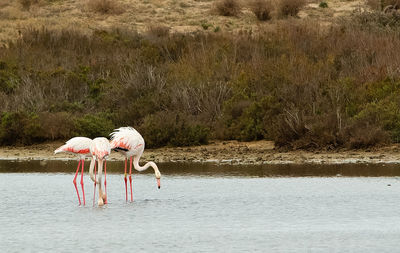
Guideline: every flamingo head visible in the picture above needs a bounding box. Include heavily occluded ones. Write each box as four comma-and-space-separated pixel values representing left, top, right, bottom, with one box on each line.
155, 170, 161, 189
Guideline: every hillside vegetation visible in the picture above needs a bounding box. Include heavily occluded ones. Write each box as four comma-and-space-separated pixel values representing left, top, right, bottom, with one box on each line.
1, 0, 400, 149
0, 0, 365, 45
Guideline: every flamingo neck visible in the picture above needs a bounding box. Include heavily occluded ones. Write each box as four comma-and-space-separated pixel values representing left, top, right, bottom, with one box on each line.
133, 154, 159, 174
97, 158, 104, 190
89, 157, 97, 183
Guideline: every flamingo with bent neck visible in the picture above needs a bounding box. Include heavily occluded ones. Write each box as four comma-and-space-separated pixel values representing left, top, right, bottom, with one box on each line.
54, 137, 93, 206
89, 137, 111, 206
110, 127, 161, 202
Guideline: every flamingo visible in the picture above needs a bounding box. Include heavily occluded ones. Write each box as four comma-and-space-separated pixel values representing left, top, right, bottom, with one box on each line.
89, 137, 111, 206
54, 137, 93, 206
110, 127, 161, 202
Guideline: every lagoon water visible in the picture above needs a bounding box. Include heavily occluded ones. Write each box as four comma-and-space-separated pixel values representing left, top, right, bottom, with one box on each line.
1, 161, 400, 252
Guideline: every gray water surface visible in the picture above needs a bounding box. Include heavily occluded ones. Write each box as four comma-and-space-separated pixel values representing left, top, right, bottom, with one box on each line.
1, 161, 400, 252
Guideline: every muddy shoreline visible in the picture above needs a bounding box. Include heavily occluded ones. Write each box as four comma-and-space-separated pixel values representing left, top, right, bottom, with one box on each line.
0, 140, 399, 165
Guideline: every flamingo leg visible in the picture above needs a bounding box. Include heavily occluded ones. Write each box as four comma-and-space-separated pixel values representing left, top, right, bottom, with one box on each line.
104, 160, 107, 204
93, 161, 97, 207
124, 158, 127, 202
129, 156, 133, 202
97, 159, 104, 206
73, 160, 82, 206
80, 159, 85, 206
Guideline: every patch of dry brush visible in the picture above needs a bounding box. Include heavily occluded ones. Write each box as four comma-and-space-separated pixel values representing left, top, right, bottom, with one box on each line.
87, 0, 124, 15
279, 0, 306, 17
214, 0, 241, 16
249, 0, 273, 21
18, 0, 39, 10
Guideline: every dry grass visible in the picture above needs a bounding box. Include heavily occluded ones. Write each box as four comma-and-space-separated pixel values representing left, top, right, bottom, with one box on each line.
366, 0, 381, 10
249, 0, 273, 21
18, 0, 39, 10
0, 0, 371, 46
279, 0, 306, 17
366, 0, 400, 11
146, 24, 170, 38
87, 0, 124, 15
214, 0, 241, 16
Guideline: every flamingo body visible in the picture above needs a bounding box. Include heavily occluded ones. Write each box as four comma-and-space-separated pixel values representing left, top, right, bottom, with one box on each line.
110, 127, 144, 157
110, 127, 161, 202
90, 137, 111, 159
55, 137, 93, 158
54, 137, 94, 206
90, 137, 111, 206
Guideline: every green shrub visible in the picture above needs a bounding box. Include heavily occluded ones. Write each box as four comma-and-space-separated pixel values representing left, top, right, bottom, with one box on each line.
201, 22, 212, 30
0, 112, 25, 145
22, 114, 44, 144
0, 112, 45, 145
140, 112, 209, 148
0, 61, 19, 94
354, 99, 400, 142
74, 113, 115, 138
319, 1, 328, 8
220, 99, 267, 141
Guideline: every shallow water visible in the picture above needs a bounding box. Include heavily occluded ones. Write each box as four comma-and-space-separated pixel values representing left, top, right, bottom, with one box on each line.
1, 161, 400, 252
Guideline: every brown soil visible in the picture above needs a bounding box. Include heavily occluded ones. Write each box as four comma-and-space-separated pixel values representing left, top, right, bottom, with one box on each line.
0, 140, 399, 164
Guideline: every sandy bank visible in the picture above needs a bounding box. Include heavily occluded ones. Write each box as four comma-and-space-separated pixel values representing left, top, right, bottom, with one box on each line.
0, 140, 399, 165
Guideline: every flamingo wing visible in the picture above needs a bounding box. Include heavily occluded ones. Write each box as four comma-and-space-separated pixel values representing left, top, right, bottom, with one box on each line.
54, 137, 92, 155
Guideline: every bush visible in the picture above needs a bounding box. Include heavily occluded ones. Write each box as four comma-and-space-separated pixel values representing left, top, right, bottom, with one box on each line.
18, 0, 38, 10
74, 113, 115, 138
214, 0, 241, 16
340, 123, 389, 149
146, 25, 170, 39
0, 62, 19, 94
249, 0, 273, 21
319, 1, 328, 8
87, 0, 124, 14
219, 99, 268, 141
3, 19, 400, 150
0, 112, 44, 145
39, 112, 75, 140
22, 114, 44, 144
201, 22, 212, 30
0, 112, 26, 145
367, 0, 400, 11
274, 110, 310, 149
139, 112, 209, 148
279, 0, 306, 17
350, 11, 400, 29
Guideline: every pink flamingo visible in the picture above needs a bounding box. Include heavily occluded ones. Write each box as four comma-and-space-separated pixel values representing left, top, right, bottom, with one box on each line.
110, 127, 161, 202
54, 137, 93, 206
89, 137, 111, 206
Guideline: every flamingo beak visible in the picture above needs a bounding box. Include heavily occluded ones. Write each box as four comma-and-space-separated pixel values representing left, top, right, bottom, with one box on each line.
157, 178, 161, 189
